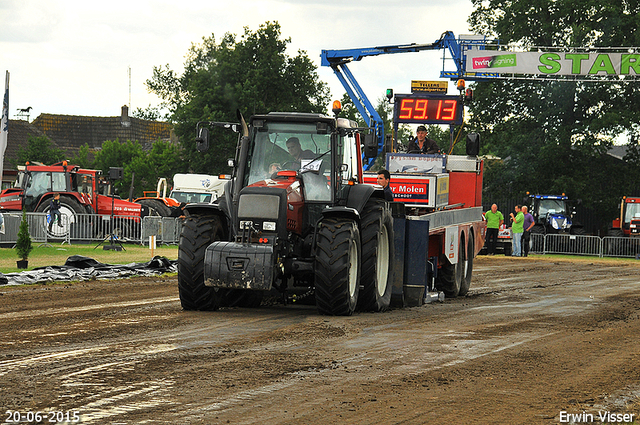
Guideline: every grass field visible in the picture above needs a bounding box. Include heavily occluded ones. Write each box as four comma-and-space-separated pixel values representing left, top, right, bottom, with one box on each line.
3, 242, 639, 275
0, 242, 179, 273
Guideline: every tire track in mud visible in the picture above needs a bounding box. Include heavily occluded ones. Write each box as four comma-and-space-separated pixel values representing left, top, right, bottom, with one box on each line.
2, 258, 640, 424
0, 305, 325, 423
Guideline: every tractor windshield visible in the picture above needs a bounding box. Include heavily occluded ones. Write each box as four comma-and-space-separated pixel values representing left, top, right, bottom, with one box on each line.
539, 199, 567, 216
624, 202, 640, 224
246, 122, 332, 201
24, 171, 67, 197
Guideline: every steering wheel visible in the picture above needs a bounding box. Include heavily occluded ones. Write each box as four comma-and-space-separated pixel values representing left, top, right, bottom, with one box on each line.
280, 160, 299, 170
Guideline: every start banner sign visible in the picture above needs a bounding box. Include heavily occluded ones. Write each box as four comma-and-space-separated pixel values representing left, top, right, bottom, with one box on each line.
465, 50, 640, 77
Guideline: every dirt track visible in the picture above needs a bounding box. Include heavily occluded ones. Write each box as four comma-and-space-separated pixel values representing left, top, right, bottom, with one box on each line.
1, 256, 640, 424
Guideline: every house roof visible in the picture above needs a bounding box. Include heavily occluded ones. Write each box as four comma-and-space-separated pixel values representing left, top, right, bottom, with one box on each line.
3, 106, 175, 180
3, 119, 49, 172
606, 144, 629, 161
31, 106, 174, 150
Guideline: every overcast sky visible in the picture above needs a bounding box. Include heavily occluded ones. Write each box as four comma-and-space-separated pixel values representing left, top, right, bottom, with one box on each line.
1, 0, 475, 121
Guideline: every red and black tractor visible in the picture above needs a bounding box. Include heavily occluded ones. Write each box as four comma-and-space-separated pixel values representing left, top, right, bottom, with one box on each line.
177, 111, 395, 315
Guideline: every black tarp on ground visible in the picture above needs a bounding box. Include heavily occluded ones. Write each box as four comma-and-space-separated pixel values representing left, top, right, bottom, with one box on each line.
0, 255, 177, 286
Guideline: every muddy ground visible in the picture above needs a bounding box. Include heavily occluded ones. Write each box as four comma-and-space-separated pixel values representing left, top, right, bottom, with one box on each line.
1, 256, 640, 425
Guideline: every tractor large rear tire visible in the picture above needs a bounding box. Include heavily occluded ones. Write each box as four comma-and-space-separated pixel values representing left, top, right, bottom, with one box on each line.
137, 199, 171, 217
178, 214, 226, 311
357, 199, 394, 312
314, 218, 361, 316
36, 196, 85, 239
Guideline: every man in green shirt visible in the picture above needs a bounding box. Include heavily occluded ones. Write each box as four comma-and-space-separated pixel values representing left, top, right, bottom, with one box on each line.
510, 205, 524, 257
484, 204, 504, 255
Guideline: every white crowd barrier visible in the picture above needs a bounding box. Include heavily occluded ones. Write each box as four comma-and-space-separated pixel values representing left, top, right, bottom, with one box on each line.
526, 232, 640, 259
0, 212, 183, 246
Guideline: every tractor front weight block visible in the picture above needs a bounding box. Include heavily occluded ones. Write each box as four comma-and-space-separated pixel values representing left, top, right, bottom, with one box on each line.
204, 241, 275, 291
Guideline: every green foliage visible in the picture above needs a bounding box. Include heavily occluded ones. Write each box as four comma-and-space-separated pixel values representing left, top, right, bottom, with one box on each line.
335, 93, 365, 125
12, 135, 67, 167
132, 105, 167, 121
146, 21, 331, 175
92, 139, 188, 198
467, 0, 640, 223
16, 210, 33, 261
93, 139, 144, 196
69, 143, 93, 169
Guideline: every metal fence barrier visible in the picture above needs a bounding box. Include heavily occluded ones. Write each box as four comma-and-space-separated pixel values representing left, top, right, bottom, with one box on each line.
4, 212, 640, 258
601, 236, 640, 259
0, 212, 184, 246
527, 233, 640, 258
543, 234, 603, 257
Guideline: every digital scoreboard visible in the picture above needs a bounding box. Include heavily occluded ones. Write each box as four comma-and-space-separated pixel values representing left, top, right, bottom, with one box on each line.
394, 94, 463, 125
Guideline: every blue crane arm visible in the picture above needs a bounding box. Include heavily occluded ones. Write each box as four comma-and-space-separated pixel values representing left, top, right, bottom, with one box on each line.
321, 31, 463, 170
320, 31, 460, 68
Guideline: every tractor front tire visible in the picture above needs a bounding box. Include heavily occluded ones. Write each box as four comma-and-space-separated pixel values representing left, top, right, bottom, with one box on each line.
314, 218, 361, 316
178, 214, 226, 311
358, 199, 394, 312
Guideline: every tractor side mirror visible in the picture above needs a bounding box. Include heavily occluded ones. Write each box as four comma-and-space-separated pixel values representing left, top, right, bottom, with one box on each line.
363, 134, 377, 159
196, 127, 210, 153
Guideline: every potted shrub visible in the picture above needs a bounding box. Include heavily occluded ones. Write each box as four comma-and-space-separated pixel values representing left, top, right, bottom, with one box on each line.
16, 209, 33, 269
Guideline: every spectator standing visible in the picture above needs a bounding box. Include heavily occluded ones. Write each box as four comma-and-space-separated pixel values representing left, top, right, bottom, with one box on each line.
484, 204, 504, 255
510, 205, 524, 257
49, 193, 63, 231
521, 205, 535, 257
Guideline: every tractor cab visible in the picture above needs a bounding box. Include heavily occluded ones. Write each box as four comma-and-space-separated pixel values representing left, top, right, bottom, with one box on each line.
207, 112, 364, 240
244, 113, 361, 197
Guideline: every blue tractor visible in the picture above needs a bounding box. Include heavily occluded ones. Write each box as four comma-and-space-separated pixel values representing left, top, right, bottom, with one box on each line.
525, 194, 584, 235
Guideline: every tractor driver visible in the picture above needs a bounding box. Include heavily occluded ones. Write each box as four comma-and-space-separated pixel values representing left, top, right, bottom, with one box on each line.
286, 137, 315, 164
270, 137, 316, 174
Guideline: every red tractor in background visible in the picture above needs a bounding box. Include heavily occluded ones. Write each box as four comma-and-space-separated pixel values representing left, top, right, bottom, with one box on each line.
132, 177, 184, 218
0, 161, 152, 238
609, 196, 640, 237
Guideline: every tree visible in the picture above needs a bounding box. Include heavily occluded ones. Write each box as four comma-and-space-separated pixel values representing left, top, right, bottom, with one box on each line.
146, 21, 331, 174
16, 209, 33, 263
132, 105, 166, 121
467, 0, 640, 223
12, 135, 66, 166
93, 139, 146, 197
69, 143, 93, 169
92, 139, 188, 198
